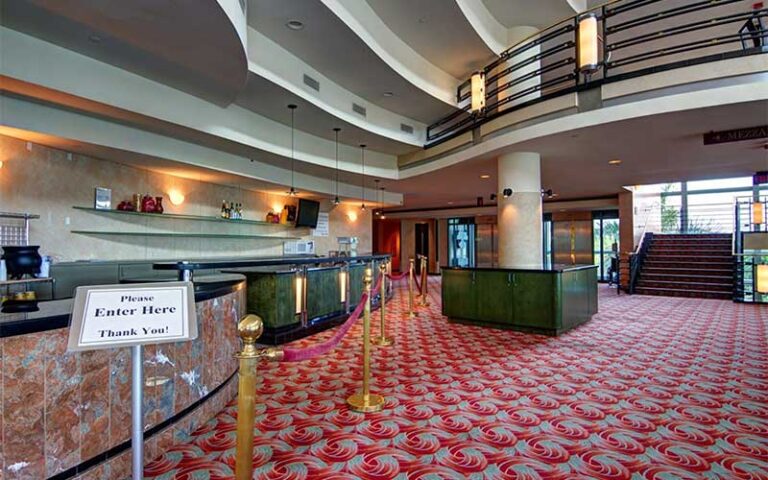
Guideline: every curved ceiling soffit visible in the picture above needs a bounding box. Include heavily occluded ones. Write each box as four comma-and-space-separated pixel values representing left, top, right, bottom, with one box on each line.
399, 80, 768, 179
6, 0, 250, 107
0, 95, 405, 204
319, 0, 461, 107
1, 28, 399, 180
454, 0, 508, 55
245, 27, 426, 146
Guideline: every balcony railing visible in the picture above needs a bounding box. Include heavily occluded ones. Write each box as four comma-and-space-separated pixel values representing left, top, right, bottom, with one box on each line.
427, 0, 768, 145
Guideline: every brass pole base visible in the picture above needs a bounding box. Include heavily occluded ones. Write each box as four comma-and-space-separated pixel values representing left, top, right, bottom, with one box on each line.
406, 312, 417, 319
373, 336, 394, 347
347, 392, 385, 412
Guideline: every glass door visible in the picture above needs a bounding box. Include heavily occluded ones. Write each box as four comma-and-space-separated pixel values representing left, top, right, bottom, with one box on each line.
592, 211, 620, 282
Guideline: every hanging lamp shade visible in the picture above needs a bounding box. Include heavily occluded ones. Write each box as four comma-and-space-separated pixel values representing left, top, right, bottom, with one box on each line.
287, 104, 298, 196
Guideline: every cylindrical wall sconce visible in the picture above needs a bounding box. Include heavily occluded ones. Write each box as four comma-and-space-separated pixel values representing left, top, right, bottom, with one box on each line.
294, 271, 304, 315
757, 264, 768, 294
753, 201, 764, 225
578, 13, 599, 73
339, 269, 347, 303
470, 71, 486, 112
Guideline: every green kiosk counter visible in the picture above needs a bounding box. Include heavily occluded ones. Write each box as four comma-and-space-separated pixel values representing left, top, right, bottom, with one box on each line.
441, 264, 598, 336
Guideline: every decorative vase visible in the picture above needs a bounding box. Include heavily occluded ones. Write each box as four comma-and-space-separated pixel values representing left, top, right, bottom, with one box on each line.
154, 196, 164, 213
141, 195, 156, 213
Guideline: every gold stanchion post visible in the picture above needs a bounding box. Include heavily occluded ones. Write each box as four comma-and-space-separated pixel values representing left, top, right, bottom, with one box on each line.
234, 314, 262, 480
347, 268, 385, 412
407, 258, 416, 319
419, 256, 430, 307
373, 263, 394, 346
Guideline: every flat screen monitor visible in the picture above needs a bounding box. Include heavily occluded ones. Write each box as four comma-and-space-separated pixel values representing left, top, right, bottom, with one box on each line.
295, 199, 320, 228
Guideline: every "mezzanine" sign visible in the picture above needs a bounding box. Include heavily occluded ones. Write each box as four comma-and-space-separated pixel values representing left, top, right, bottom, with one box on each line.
703, 125, 768, 145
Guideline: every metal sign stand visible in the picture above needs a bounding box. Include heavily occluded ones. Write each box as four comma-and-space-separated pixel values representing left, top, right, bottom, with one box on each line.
131, 344, 144, 480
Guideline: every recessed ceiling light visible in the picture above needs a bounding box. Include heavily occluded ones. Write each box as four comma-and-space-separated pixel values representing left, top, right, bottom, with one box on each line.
383, 91, 394, 97
447, 201, 454, 205
608, 159, 622, 165
286, 20, 304, 30
480, 174, 491, 179
88, 34, 102, 43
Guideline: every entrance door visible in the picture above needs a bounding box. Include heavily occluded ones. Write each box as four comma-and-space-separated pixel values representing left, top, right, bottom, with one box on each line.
592, 211, 620, 282
415, 223, 429, 275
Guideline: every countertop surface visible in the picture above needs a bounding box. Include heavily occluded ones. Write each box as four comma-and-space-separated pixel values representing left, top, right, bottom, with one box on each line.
0, 274, 246, 338
154, 254, 391, 271
441, 264, 598, 273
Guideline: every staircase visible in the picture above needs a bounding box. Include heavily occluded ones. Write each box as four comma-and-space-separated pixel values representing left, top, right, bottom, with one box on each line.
635, 234, 734, 300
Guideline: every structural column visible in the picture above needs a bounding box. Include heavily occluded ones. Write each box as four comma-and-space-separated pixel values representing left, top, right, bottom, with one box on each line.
497, 152, 542, 269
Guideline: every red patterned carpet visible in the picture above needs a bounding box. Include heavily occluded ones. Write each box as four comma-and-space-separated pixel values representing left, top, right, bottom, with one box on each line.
144, 278, 768, 479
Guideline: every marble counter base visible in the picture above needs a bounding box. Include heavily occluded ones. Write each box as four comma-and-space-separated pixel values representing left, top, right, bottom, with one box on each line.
0, 286, 244, 479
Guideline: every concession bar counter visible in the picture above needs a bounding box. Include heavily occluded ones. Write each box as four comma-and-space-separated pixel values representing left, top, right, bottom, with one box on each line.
441, 264, 598, 336
0, 254, 389, 479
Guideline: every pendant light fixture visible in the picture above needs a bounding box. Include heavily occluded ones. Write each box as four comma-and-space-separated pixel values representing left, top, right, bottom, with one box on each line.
374, 179, 380, 216
287, 104, 298, 196
380, 185, 386, 219
360, 144, 367, 211
333, 128, 341, 205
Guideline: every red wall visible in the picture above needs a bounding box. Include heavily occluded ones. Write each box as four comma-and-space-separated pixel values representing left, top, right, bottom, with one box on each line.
373, 218, 402, 271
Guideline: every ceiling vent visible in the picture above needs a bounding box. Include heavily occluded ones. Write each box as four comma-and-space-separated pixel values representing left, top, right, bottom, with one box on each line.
400, 123, 414, 134
352, 103, 367, 117
303, 74, 320, 92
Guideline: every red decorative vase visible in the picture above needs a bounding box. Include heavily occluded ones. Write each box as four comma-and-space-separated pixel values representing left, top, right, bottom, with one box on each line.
141, 195, 156, 213
154, 196, 164, 213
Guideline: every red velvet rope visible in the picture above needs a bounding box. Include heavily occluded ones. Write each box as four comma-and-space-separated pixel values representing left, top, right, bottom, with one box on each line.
282, 292, 368, 362
413, 268, 422, 292
387, 271, 409, 281
280, 272, 385, 363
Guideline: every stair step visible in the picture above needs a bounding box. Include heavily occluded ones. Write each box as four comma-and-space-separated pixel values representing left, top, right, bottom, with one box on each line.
637, 279, 732, 292
641, 273, 733, 283
635, 286, 732, 300
648, 249, 731, 255
642, 266, 733, 273
652, 234, 731, 239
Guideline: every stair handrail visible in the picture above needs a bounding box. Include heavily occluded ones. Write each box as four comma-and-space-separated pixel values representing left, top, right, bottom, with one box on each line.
628, 202, 658, 294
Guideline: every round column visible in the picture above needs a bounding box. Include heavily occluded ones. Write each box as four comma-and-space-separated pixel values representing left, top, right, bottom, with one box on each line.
497, 152, 542, 269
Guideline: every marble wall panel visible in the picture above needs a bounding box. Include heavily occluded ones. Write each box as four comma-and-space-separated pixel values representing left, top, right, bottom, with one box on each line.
1, 290, 241, 479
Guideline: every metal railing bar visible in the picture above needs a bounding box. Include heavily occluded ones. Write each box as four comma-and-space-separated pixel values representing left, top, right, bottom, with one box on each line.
606, 31, 766, 68
607, 0, 745, 34
486, 74, 576, 111
486, 41, 576, 85
485, 58, 575, 98
607, 10, 768, 52
604, 0, 664, 18
491, 23, 576, 69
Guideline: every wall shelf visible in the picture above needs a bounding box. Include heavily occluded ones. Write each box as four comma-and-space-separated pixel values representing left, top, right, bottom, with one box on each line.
72, 206, 290, 228
71, 230, 301, 240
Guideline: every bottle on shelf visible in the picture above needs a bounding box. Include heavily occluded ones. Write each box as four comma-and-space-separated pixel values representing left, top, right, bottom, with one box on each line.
221, 200, 228, 219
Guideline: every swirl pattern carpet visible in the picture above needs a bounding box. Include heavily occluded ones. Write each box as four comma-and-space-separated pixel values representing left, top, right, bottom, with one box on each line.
144, 277, 768, 479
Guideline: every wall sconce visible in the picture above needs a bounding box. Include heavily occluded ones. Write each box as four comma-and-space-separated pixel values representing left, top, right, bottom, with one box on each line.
347, 211, 358, 222
470, 71, 486, 113
168, 190, 185, 206
339, 269, 347, 303
757, 264, 768, 294
753, 201, 764, 225
578, 13, 600, 73
0, 160, 4, 169
502, 188, 514, 198
294, 271, 305, 315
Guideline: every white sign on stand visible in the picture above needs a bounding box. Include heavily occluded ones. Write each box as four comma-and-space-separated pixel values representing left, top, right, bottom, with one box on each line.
67, 282, 197, 480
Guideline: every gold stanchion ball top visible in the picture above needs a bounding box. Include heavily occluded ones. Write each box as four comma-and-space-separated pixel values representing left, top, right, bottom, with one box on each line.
379, 263, 387, 272
238, 314, 264, 344
364, 268, 373, 285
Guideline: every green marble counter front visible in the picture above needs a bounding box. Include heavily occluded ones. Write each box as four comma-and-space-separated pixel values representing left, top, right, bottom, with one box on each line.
441, 265, 598, 335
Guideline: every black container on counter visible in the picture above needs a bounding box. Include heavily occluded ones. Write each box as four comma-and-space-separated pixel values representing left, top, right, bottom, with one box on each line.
1, 245, 43, 279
